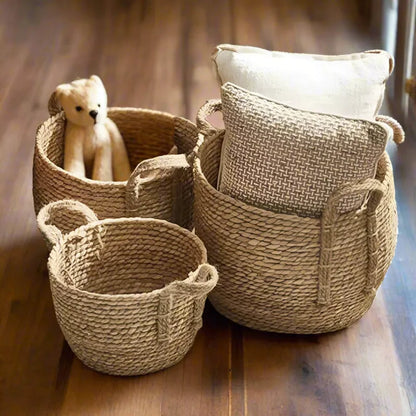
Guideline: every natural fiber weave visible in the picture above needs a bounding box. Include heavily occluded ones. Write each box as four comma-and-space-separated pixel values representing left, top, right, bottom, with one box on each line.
193, 130, 398, 334
33, 105, 198, 228
37, 200, 218, 376
219, 83, 391, 218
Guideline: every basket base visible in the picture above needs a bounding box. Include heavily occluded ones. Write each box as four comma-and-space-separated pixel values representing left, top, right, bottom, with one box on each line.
209, 296, 376, 335
68, 338, 196, 377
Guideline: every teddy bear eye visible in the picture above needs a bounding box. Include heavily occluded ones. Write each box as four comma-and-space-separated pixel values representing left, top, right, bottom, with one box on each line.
75, 106, 83, 112
98, 104, 101, 107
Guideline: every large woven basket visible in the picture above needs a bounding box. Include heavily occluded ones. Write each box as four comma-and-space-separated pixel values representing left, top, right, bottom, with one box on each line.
37, 200, 218, 376
193, 106, 398, 334
33, 100, 198, 228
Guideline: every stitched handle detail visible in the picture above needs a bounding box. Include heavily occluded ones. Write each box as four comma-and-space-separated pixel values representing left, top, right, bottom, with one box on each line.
37, 200, 99, 247
125, 154, 193, 227
317, 179, 385, 305
156, 264, 218, 345
157, 291, 174, 345
376, 115, 405, 144
196, 99, 222, 134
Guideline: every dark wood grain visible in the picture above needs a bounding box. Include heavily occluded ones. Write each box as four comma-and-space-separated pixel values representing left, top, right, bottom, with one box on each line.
0, 1, 415, 415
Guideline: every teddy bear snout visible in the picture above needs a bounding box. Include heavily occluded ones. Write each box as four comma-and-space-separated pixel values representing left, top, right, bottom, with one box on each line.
89, 110, 98, 120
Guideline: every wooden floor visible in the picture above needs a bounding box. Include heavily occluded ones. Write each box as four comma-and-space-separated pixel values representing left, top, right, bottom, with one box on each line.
1, 0, 415, 415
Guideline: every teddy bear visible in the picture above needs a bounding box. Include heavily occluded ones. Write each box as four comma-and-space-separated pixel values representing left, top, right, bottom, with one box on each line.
53, 75, 131, 181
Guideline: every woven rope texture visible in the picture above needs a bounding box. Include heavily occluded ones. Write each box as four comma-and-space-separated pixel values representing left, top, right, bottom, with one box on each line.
193, 130, 397, 334
37, 200, 218, 375
33, 105, 198, 228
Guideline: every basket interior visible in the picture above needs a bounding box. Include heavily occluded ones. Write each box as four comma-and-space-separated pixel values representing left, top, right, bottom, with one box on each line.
39, 109, 197, 172
52, 221, 205, 295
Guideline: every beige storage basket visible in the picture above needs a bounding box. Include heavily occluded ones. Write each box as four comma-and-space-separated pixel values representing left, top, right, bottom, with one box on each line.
33, 98, 199, 228
37, 199, 218, 376
193, 103, 398, 334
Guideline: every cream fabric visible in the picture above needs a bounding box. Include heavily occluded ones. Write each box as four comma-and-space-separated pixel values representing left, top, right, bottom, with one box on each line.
219, 83, 391, 218
213, 44, 393, 120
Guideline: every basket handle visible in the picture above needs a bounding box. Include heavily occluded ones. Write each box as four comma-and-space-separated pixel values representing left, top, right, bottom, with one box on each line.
375, 115, 405, 144
37, 200, 99, 247
48, 91, 63, 116
156, 264, 218, 344
125, 153, 193, 228
196, 99, 222, 134
317, 178, 385, 306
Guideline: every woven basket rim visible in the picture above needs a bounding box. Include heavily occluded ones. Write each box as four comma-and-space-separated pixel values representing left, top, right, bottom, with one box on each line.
48, 216, 208, 300
194, 131, 391, 223
35, 107, 196, 187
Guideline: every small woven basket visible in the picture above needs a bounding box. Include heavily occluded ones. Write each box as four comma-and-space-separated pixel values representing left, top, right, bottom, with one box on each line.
193, 102, 398, 334
37, 200, 218, 376
33, 97, 199, 228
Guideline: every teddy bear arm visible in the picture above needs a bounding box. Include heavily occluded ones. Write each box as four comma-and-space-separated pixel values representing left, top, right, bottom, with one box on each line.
64, 127, 86, 178
106, 118, 131, 181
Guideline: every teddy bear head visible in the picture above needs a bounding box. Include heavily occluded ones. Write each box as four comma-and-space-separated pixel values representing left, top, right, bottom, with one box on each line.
55, 75, 108, 127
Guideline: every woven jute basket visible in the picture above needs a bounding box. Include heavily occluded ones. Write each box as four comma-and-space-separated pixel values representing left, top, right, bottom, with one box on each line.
37, 199, 218, 376
33, 97, 198, 228
193, 102, 399, 334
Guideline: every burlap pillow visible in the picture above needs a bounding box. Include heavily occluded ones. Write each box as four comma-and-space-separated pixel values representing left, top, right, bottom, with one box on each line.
219, 83, 391, 218
212, 44, 393, 120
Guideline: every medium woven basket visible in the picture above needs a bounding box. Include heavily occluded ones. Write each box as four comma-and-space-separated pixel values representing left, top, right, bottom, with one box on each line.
33, 98, 198, 228
193, 104, 398, 334
37, 200, 218, 376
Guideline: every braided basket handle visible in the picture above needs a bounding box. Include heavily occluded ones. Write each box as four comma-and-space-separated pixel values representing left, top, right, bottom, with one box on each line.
48, 91, 63, 117
125, 153, 193, 228
157, 264, 218, 345
318, 179, 385, 305
174, 264, 219, 295
196, 99, 222, 134
375, 115, 405, 144
37, 200, 99, 248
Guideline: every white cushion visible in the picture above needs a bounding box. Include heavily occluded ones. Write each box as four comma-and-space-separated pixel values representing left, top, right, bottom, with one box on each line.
212, 44, 393, 120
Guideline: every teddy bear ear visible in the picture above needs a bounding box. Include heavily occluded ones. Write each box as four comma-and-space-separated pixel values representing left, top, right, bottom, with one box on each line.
90, 75, 104, 86
55, 84, 72, 100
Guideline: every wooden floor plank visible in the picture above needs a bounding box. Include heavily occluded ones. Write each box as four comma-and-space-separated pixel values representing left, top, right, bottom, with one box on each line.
242, 292, 412, 416
160, 304, 230, 416
380, 140, 416, 414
